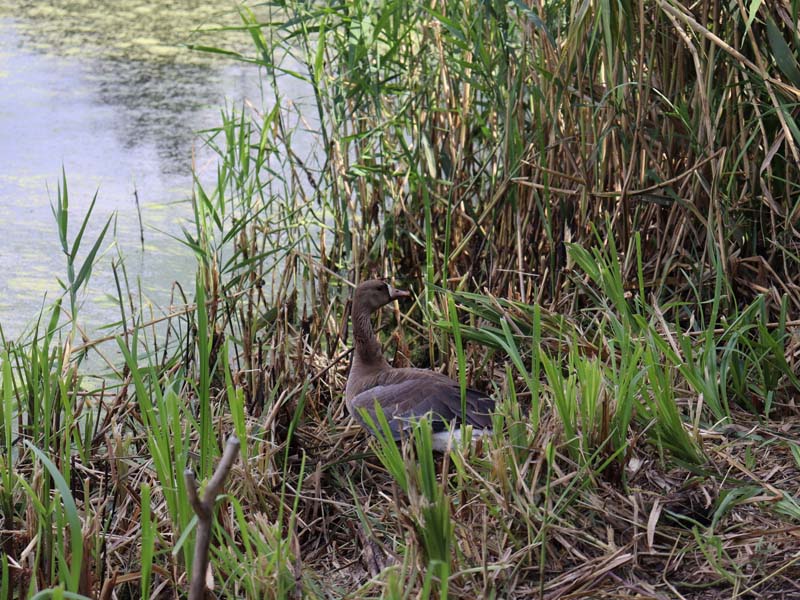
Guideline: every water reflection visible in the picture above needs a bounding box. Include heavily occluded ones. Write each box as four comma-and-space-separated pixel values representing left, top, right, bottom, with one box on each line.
88, 56, 252, 173
0, 1, 276, 339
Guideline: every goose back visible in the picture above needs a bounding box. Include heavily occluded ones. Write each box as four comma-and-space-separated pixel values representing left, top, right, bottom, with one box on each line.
347, 367, 494, 440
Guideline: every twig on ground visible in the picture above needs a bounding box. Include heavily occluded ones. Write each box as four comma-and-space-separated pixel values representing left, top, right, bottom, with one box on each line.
185, 435, 241, 600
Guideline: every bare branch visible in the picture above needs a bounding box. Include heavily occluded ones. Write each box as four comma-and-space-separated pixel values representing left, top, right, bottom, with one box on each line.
184, 435, 241, 600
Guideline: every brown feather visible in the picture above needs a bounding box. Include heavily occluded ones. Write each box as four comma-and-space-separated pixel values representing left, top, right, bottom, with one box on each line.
345, 280, 495, 441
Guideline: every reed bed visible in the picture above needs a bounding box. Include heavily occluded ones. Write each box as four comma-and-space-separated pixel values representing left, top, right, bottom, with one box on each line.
2, 0, 800, 598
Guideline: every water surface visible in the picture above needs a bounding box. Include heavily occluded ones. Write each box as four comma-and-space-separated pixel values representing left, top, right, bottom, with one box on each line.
0, 1, 307, 341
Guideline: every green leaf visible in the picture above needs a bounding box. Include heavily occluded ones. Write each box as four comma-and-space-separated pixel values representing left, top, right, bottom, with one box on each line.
767, 16, 800, 87
140, 484, 155, 599
69, 190, 99, 261
29, 591, 92, 600
26, 442, 84, 593
314, 18, 326, 85
72, 215, 112, 296
745, 0, 763, 32
421, 134, 437, 179
358, 403, 408, 493
1, 352, 12, 463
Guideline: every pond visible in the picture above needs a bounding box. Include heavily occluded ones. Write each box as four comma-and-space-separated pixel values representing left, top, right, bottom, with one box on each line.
0, 0, 313, 342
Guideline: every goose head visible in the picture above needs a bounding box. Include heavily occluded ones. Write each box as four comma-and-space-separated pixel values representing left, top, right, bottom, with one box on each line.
352, 279, 410, 314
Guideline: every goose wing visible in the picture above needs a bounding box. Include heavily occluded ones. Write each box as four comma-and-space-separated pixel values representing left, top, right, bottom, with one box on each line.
348, 371, 494, 440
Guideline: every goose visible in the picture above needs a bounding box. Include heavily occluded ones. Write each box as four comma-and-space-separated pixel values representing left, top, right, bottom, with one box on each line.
345, 279, 494, 451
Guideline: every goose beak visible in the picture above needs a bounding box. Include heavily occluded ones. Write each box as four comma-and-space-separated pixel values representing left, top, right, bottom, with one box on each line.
388, 285, 411, 300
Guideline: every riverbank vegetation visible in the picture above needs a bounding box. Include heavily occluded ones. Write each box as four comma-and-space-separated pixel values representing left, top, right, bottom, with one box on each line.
2, 0, 800, 597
